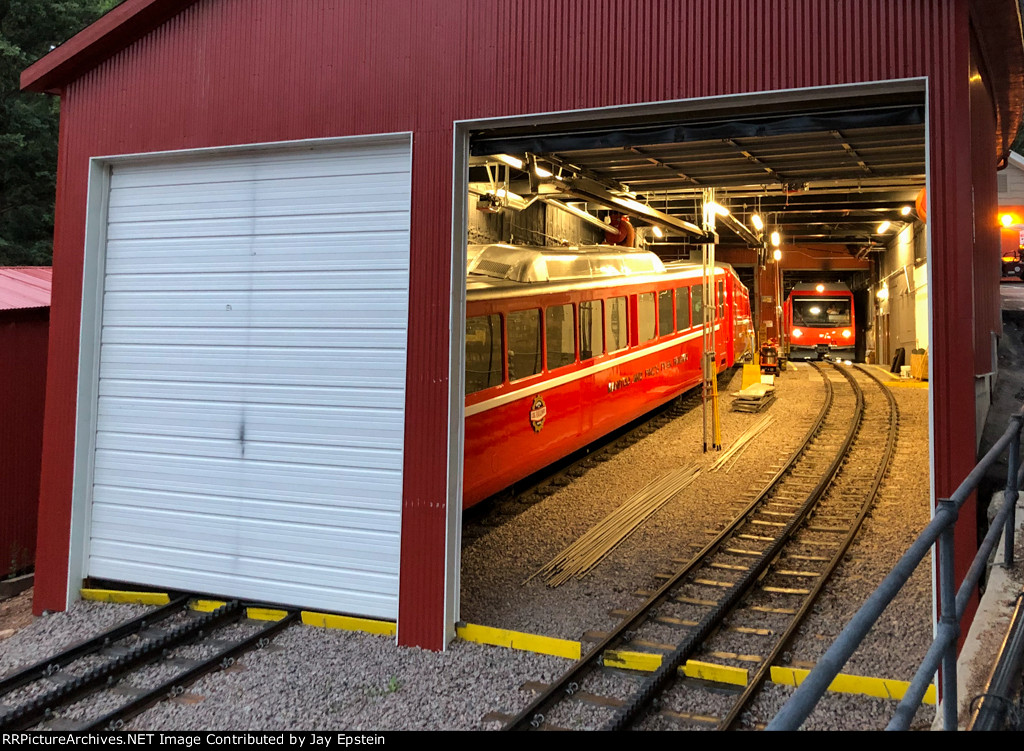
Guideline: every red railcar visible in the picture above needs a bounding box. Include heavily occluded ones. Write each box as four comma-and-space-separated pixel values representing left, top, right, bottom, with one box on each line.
783, 282, 856, 361
462, 244, 752, 508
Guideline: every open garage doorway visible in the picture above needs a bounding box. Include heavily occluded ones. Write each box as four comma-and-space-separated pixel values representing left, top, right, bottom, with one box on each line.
449, 82, 932, 699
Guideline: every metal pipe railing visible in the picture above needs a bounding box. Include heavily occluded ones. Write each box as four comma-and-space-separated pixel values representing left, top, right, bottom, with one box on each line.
767, 407, 1024, 731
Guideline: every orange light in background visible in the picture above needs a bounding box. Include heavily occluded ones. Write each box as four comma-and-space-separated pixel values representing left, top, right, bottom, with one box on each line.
1001, 213, 1015, 228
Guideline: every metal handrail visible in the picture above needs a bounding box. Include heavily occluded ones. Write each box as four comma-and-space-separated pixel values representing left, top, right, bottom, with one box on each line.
767, 406, 1024, 731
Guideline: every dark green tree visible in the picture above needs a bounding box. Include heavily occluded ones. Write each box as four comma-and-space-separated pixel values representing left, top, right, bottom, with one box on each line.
0, 0, 120, 266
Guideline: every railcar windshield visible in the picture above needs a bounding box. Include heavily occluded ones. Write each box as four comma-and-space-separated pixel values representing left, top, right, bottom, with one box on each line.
791, 296, 851, 326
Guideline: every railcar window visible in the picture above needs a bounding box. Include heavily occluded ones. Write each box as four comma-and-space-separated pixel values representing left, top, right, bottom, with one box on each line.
792, 297, 852, 326
579, 300, 603, 360
507, 309, 542, 381
690, 285, 704, 327
638, 293, 656, 344
606, 296, 628, 352
658, 290, 673, 336
676, 287, 690, 330
717, 280, 725, 320
465, 314, 503, 394
546, 304, 576, 371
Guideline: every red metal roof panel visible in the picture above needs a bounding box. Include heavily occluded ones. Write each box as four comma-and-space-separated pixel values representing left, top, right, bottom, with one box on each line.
0, 267, 53, 311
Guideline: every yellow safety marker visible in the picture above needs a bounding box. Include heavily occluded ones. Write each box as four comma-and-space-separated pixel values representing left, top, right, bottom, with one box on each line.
682, 660, 749, 687
603, 650, 664, 672
301, 611, 396, 637
771, 666, 937, 705
247, 607, 289, 622
81, 589, 170, 606
456, 623, 581, 660
190, 599, 228, 612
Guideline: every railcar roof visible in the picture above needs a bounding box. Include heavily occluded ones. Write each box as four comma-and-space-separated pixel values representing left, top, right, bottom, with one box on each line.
467, 246, 735, 301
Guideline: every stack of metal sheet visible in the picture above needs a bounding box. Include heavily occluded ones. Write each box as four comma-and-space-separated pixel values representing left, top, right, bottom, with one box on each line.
731, 383, 777, 413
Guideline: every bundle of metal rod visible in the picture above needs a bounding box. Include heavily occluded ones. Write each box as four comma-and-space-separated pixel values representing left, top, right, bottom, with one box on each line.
709, 414, 776, 473
528, 464, 702, 587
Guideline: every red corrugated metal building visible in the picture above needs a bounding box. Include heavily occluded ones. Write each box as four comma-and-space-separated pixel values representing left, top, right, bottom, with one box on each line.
0, 267, 52, 580
19, 0, 1024, 649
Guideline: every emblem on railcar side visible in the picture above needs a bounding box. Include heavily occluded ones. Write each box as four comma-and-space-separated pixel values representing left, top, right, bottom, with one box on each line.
529, 395, 547, 433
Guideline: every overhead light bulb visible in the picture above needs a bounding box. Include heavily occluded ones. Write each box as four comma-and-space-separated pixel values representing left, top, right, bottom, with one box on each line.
1002, 213, 1014, 227
770, 231, 781, 247
877, 221, 891, 234
493, 154, 524, 170
706, 202, 730, 217
901, 206, 912, 216
773, 248, 782, 261
816, 284, 825, 292
652, 226, 664, 238
751, 214, 764, 231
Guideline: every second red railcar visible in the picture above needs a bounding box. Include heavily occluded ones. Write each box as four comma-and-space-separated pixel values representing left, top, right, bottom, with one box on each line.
783, 282, 856, 362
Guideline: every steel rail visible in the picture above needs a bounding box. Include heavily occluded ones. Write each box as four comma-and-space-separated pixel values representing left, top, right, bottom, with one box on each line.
0, 601, 243, 731
605, 362, 865, 730
88, 610, 300, 731
0, 595, 191, 697
969, 589, 1024, 730
505, 362, 835, 731
717, 364, 898, 729
767, 406, 1024, 732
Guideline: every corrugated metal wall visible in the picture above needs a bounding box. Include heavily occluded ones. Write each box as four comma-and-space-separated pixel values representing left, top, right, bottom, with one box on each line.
34, 0, 990, 649
0, 310, 49, 579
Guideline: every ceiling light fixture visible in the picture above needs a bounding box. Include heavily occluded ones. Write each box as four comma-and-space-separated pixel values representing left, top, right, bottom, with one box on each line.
652, 226, 664, 238
751, 214, 764, 231
901, 206, 912, 216
773, 248, 782, 261
1001, 213, 1014, 227
877, 221, 891, 234
534, 163, 553, 178
706, 202, 730, 217
770, 231, 781, 248
492, 154, 524, 170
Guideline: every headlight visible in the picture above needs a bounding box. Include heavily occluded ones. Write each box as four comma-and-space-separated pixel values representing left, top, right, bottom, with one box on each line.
792, 329, 802, 337
842, 330, 852, 338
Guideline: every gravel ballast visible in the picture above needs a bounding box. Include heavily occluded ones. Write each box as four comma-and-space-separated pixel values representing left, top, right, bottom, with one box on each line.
0, 366, 937, 730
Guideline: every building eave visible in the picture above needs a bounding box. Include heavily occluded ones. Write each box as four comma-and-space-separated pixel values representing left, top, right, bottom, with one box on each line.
20, 0, 199, 94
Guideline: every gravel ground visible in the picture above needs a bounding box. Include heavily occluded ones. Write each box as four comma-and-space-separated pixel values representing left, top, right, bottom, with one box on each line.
461, 365, 825, 644
0, 364, 938, 731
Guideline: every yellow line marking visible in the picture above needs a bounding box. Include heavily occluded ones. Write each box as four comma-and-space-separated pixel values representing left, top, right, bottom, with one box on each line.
81, 589, 170, 606
190, 599, 228, 612
683, 660, 749, 687
770, 666, 937, 705
246, 607, 289, 622
456, 623, 581, 659
301, 611, 396, 637
603, 650, 664, 671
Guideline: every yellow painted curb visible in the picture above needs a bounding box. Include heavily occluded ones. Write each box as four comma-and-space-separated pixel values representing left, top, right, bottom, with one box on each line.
603, 650, 663, 672
247, 607, 289, 622
301, 611, 396, 637
683, 659, 749, 687
190, 599, 228, 612
771, 666, 937, 705
457, 623, 581, 660
81, 589, 170, 606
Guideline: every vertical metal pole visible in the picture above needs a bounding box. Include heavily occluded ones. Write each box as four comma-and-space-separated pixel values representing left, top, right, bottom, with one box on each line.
701, 189, 716, 453
937, 498, 959, 730
1005, 423, 1020, 568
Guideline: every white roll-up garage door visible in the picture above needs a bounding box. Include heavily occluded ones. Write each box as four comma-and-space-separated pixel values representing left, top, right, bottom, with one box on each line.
83, 136, 410, 619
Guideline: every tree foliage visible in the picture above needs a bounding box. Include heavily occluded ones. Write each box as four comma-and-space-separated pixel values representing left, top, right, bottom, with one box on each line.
0, 0, 119, 266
